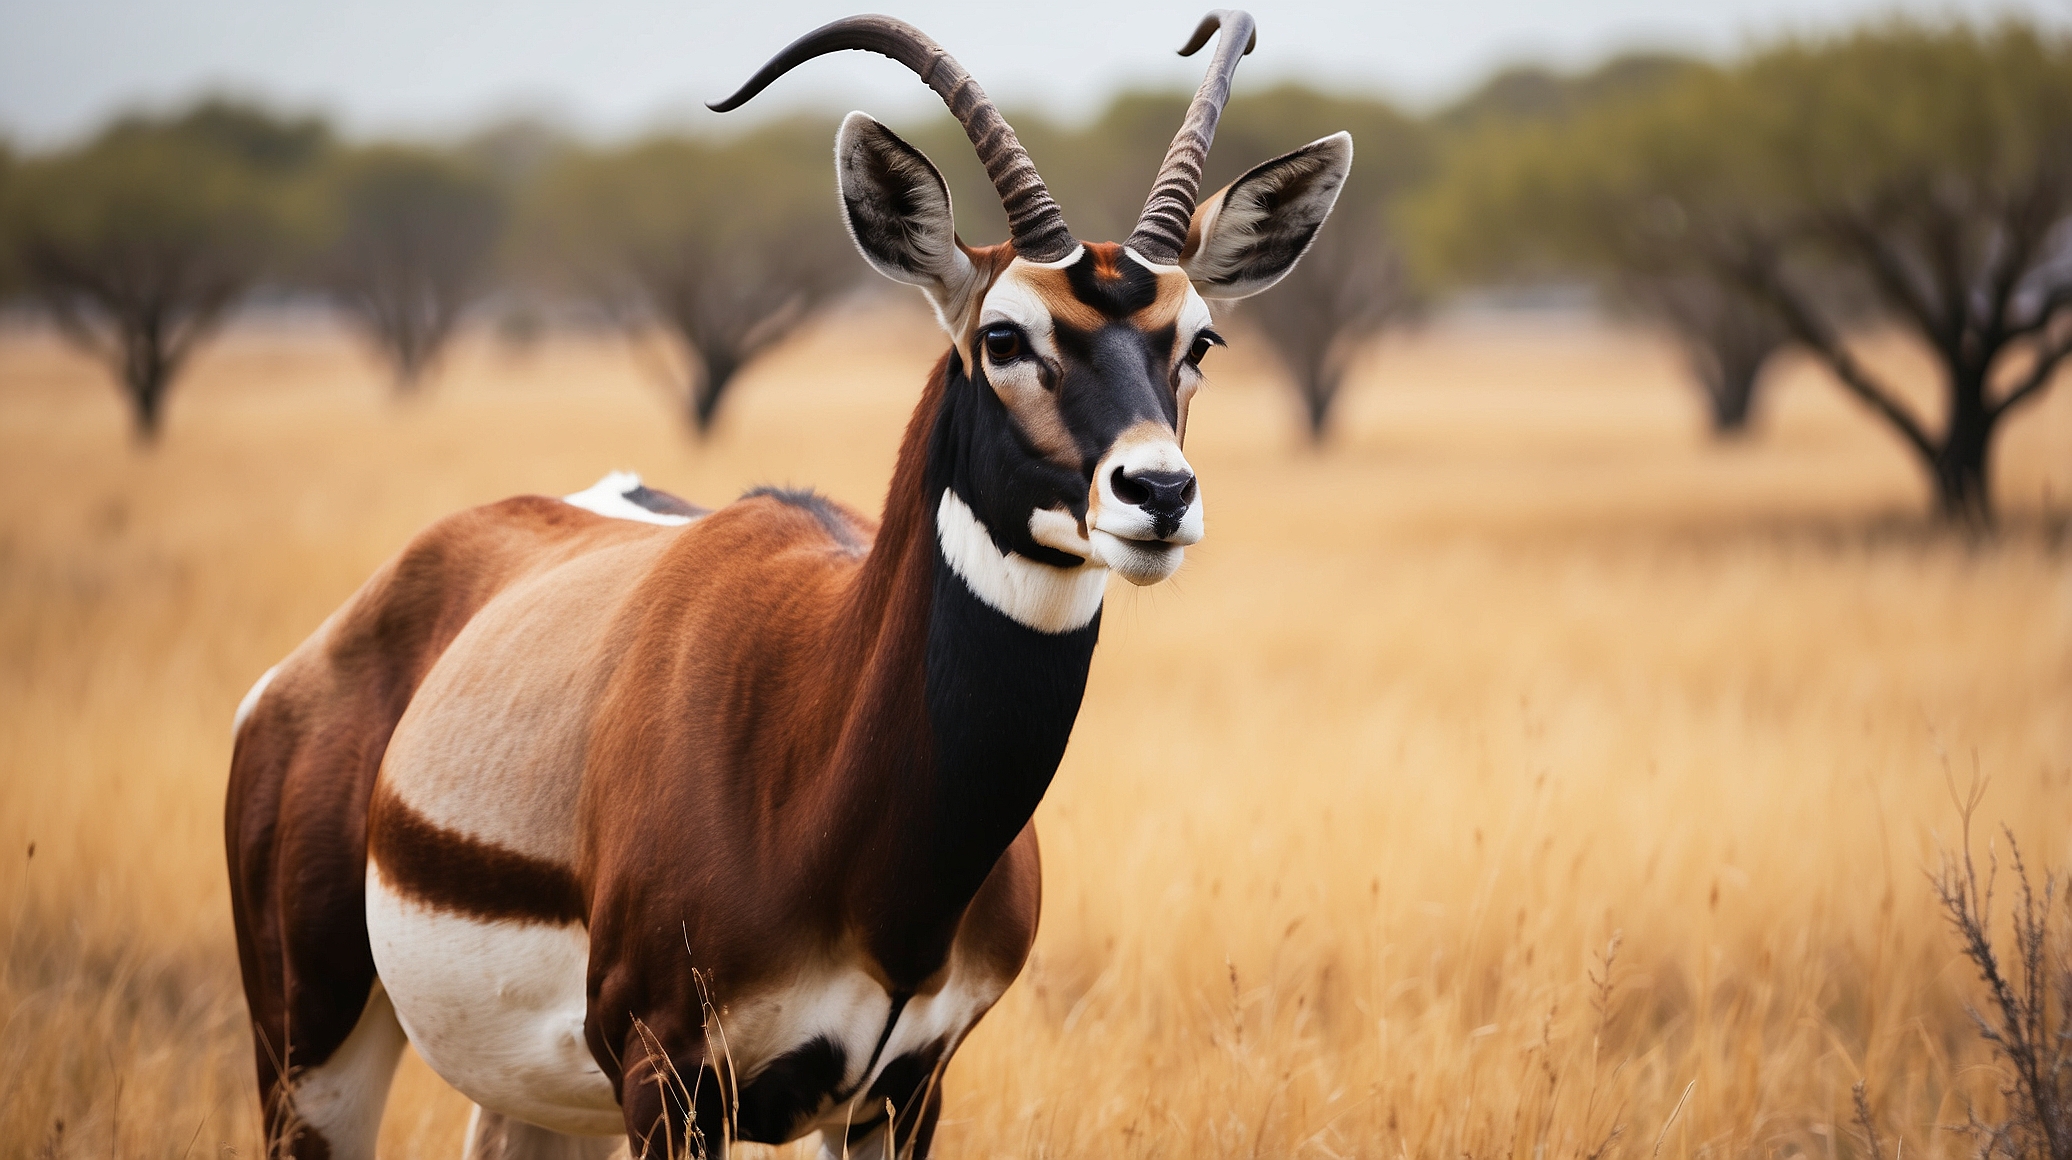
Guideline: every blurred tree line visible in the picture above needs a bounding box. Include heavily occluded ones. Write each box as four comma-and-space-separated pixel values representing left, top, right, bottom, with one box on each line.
0, 17, 2065, 522
1411, 20, 2072, 523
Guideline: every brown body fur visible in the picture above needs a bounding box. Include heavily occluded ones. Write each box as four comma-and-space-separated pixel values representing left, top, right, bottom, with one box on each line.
227, 361, 1041, 1155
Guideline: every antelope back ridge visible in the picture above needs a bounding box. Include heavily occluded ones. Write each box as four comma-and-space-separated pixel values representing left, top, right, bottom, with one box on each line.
223, 10, 1352, 1158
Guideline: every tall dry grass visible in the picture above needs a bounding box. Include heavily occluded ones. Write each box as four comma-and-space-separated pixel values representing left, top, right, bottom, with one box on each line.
1, 303, 2067, 1159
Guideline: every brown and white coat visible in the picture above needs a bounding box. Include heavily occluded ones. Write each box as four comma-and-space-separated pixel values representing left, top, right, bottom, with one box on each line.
225, 11, 1350, 1159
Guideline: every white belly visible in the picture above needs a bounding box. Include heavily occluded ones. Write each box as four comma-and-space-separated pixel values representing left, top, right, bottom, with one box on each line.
365, 864, 621, 1136
368, 863, 1012, 1144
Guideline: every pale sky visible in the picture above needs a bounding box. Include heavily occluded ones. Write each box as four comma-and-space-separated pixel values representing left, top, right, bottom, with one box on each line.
2, 0, 2067, 146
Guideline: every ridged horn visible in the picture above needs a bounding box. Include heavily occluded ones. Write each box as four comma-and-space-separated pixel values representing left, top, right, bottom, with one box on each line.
709, 15, 1076, 263
1127, 10, 1258, 264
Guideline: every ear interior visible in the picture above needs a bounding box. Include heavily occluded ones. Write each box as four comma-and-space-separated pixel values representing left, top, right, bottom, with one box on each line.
835, 112, 979, 324
1181, 132, 1353, 300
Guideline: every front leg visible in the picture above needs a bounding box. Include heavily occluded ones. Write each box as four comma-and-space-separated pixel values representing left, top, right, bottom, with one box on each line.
619, 1046, 732, 1160
820, 1081, 945, 1160
587, 909, 737, 1158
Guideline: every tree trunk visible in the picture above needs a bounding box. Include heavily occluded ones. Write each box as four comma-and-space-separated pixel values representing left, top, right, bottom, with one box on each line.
1930, 395, 1994, 526
692, 349, 740, 437
128, 376, 168, 445
1650, 278, 1785, 440
120, 321, 173, 447
1300, 368, 1342, 446
391, 335, 432, 395
370, 300, 439, 395
1724, 252, 2004, 526
1694, 342, 1766, 437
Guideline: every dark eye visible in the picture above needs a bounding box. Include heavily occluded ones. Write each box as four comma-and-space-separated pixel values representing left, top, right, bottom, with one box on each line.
982, 325, 1023, 363
1186, 330, 1223, 367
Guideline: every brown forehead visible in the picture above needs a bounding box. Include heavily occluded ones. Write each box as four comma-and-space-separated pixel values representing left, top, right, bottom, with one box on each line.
999, 242, 1193, 334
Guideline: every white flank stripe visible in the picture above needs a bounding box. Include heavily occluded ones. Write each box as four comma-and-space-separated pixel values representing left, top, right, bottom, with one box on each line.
935, 490, 1106, 634
562, 471, 692, 526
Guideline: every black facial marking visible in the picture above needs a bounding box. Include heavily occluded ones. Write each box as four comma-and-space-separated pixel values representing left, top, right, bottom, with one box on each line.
928, 248, 1191, 573
1049, 324, 1182, 461
933, 357, 1092, 568
742, 486, 865, 554
1147, 323, 1180, 374
1065, 248, 1159, 315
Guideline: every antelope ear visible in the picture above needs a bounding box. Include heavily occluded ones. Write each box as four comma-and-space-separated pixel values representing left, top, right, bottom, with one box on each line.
1181, 132, 1353, 300
835, 112, 981, 327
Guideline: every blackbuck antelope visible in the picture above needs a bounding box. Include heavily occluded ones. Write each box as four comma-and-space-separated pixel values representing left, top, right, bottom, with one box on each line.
225, 10, 1349, 1158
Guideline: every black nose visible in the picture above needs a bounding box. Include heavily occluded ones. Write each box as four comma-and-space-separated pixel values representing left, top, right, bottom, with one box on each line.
1110, 467, 1197, 538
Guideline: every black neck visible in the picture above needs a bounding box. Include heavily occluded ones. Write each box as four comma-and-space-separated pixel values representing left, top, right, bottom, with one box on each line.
851, 355, 1101, 984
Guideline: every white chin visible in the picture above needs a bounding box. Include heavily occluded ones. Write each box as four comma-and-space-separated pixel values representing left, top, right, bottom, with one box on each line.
1090, 530, 1185, 586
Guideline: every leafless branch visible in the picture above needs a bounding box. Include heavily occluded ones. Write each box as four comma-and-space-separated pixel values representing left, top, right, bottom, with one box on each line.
1932, 800, 2072, 1160
2006, 285, 2072, 341
1723, 244, 1938, 462
1991, 326, 2072, 420
1827, 205, 1955, 354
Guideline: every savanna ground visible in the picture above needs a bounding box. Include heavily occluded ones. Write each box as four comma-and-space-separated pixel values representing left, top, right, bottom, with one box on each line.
1, 299, 2068, 1159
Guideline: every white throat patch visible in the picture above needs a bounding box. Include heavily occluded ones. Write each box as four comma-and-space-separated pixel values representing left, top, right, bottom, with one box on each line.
935, 490, 1106, 634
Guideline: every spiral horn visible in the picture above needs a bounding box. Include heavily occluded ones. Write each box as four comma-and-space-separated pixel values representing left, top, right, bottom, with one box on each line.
1126, 10, 1258, 264
710, 15, 1076, 262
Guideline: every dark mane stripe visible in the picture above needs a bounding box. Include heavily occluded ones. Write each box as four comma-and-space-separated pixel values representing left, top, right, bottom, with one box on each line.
742, 486, 867, 553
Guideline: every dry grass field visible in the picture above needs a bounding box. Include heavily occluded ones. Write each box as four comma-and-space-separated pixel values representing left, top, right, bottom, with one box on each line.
1, 301, 2067, 1159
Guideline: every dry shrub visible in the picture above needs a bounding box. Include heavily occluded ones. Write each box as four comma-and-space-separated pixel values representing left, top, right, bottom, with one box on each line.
1931, 776, 2072, 1160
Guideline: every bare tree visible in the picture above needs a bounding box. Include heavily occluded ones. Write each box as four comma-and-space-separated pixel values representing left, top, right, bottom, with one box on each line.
0, 143, 18, 303
1620, 272, 1790, 435
1621, 25, 2071, 522
1431, 24, 2072, 520
7, 126, 280, 442
1717, 194, 2071, 524
1207, 90, 1431, 443
1240, 210, 1416, 442
626, 224, 845, 433
1415, 54, 1786, 437
528, 125, 851, 436
319, 146, 505, 392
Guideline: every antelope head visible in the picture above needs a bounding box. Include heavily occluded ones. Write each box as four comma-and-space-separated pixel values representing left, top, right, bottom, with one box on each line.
714, 11, 1350, 600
